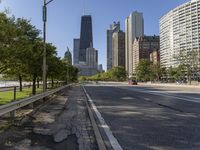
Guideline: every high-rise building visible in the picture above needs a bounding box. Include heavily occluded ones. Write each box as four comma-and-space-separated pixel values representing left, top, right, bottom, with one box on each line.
125, 11, 144, 77
160, 0, 200, 69
150, 50, 160, 65
79, 15, 93, 62
64, 47, 72, 65
98, 64, 103, 72
77, 46, 98, 76
73, 38, 80, 65
76, 15, 99, 76
86, 46, 98, 68
132, 36, 160, 73
112, 30, 125, 68
107, 22, 120, 70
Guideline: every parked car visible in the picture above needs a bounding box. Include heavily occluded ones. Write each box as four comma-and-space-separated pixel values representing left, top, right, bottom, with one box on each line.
128, 80, 138, 85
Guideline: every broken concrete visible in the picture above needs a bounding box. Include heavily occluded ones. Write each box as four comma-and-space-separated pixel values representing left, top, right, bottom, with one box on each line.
0, 85, 98, 150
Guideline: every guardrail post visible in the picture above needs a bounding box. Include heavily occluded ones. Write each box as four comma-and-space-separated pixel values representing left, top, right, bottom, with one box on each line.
10, 86, 16, 119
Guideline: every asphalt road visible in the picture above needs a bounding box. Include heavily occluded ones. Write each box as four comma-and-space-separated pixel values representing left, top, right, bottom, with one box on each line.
84, 84, 200, 150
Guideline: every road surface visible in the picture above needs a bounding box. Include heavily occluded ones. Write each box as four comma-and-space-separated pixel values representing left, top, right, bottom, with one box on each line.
84, 83, 200, 150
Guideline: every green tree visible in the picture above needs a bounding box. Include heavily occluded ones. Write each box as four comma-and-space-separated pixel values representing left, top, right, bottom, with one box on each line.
0, 13, 16, 74
136, 59, 151, 82
110, 66, 127, 81
150, 63, 162, 81
174, 49, 200, 84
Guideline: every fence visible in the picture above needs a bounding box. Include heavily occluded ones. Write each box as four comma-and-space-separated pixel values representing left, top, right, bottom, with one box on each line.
0, 84, 71, 118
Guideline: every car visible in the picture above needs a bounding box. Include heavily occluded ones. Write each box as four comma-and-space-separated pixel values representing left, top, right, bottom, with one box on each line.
128, 80, 138, 85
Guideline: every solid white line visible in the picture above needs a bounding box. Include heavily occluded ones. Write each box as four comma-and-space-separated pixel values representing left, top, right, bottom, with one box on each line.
144, 98, 151, 101
97, 106, 136, 109
119, 86, 200, 104
148, 92, 200, 103
83, 86, 123, 150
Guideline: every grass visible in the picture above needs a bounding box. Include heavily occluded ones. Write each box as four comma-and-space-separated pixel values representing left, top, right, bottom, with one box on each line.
0, 87, 43, 105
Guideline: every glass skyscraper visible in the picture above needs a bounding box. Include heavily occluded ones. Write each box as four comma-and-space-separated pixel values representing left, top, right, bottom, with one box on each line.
79, 15, 93, 62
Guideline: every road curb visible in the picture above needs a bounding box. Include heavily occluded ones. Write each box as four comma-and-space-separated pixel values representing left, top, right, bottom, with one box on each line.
82, 86, 107, 150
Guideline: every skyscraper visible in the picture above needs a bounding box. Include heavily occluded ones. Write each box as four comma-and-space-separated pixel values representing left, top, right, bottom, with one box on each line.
76, 15, 99, 76
79, 15, 93, 62
107, 22, 120, 70
73, 38, 80, 65
125, 11, 144, 77
160, 0, 200, 70
86, 46, 98, 68
112, 30, 125, 68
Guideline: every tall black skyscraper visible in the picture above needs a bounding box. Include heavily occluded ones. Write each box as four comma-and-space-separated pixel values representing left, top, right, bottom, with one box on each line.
79, 15, 93, 62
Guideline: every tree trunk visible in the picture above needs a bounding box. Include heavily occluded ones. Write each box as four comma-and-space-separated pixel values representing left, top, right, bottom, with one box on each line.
46, 76, 48, 89
37, 78, 39, 88
51, 76, 54, 88
189, 75, 192, 85
19, 75, 22, 92
187, 66, 192, 85
32, 75, 37, 95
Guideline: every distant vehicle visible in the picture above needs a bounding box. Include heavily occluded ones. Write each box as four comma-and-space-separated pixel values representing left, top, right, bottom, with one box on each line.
128, 80, 137, 85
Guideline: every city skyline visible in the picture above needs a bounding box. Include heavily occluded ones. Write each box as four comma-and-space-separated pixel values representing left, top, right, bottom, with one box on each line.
0, 0, 189, 70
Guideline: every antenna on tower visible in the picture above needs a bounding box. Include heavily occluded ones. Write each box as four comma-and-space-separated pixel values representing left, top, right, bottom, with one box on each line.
83, 0, 92, 15
83, 0, 86, 15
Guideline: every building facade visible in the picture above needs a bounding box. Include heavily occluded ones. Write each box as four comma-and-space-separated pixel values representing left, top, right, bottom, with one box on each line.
132, 36, 160, 73
98, 64, 103, 72
125, 11, 144, 77
107, 22, 120, 70
75, 15, 99, 76
73, 38, 80, 65
64, 47, 72, 65
160, 0, 200, 69
150, 50, 160, 65
77, 46, 98, 76
112, 31, 125, 68
86, 46, 98, 68
79, 15, 93, 62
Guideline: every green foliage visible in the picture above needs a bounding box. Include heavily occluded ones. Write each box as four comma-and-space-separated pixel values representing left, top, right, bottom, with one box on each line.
79, 76, 87, 82
86, 66, 127, 82
135, 59, 163, 82
136, 59, 152, 82
174, 50, 200, 84
0, 12, 78, 95
167, 65, 185, 81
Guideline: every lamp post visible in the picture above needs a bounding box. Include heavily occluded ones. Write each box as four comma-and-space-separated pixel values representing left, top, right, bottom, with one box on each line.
42, 0, 54, 92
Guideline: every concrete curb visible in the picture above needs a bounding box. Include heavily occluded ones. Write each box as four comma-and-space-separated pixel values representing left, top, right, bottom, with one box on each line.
82, 86, 107, 150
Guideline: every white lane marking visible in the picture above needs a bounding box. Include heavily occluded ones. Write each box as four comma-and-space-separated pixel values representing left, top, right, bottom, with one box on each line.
144, 98, 151, 101
147, 90, 200, 100
120, 87, 200, 104
83, 86, 123, 150
97, 106, 136, 109
146, 91, 200, 103
120, 97, 135, 100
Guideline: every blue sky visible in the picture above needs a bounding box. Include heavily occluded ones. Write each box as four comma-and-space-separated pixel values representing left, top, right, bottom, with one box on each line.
0, 0, 189, 70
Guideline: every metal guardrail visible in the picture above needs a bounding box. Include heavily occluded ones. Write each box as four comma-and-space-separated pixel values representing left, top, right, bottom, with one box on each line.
0, 84, 70, 116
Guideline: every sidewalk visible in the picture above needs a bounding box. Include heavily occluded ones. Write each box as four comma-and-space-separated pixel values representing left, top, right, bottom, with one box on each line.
0, 85, 97, 150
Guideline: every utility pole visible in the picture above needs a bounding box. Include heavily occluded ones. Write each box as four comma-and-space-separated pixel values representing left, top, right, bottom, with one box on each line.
42, 0, 54, 92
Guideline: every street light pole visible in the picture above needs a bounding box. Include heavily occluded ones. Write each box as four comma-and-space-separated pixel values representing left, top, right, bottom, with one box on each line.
42, 0, 54, 92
